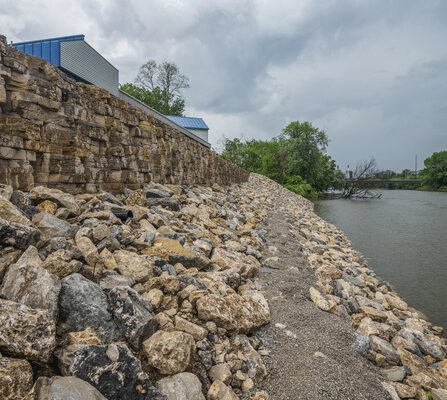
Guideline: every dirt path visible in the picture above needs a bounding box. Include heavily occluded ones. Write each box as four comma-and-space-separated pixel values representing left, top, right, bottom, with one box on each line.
257, 205, 391, 400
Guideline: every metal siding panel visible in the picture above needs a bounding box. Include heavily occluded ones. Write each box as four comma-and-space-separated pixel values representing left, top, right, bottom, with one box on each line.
60, 40, 118, 95
24, 43, 33, 55
42, 41, 50, 61
33, 42, 42, 58
50, 40, 60, 65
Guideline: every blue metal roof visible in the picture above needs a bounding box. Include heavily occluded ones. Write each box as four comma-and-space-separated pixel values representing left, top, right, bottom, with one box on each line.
13, 35, 85, 66
166, 116, 209, 130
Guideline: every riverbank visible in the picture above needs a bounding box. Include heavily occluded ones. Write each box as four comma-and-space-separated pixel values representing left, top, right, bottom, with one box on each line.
0, 175, 446, 399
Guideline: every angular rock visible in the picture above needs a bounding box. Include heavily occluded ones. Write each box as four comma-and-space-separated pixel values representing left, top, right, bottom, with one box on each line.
30, 186, 80, 216
0, 357, 33, 400
66, 343, 164, 400
36, 199, 58, 214
208, 380, 239, 400
114, 249, 154, 282
209, 363, 232, 384
0, 299, 56, 362
309, 287, 337, 312
107, 286, 158, 350
0, 196, 30, 225
42, 249, 82, 277
432, 388, 447, 400
417, 338, 446, 361
392, 382, 417, 399
196, 293, 270, 333
383, 366, 406, 382
143, 330, 195, 374
59, 273, 117, 342
370, 335, 401, 366
99, 274, 135, 291
156, 372, 205, 400
32, 212, 78, 240
75, 235, 99, 267
34, 376, 107, 400
174, 316, 207, 341
357, 317, 396, 341
1, 245, 61, 317
0, 184, 13, 200
0, 218, 40, 249
353, 333, 371, 356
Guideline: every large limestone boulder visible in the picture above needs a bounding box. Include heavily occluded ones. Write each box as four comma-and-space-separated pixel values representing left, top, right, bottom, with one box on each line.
30, 186, 80, 216
0, 299, 56, 362
156, 372, 205, 400
0, 218, 40, 249
65, 344, 164, 400
0, 196, 30, 225
196, 293, 270, 333
0, 357, 33, 400
1, 246, 61, 318
59, 273, 117, 342
34, 376, 107, 400
107, 286, 158, 350
143, 330, 195, 375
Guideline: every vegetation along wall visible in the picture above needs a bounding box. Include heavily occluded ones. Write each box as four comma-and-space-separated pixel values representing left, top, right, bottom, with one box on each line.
0, 35, 248, 193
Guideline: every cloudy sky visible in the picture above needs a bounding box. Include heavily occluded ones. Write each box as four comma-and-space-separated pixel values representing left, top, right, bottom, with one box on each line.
2, 0, 446, 171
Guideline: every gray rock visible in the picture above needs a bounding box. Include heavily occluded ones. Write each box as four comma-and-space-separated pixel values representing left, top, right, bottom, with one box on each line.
417, 338, 446, 361
59, 273, 117, 342
0, 217, 40, 249
67, 343, 165, 400
157, 372, 205, 400
30, 186, 81, 216
382, 366, 406, 382
99, 274, 135, 291
147, 198, 180, 211
35, 376, 107, 400
1, 245, 61, 317
0, 299, 56, 362
145, 188, 170, 198
353, 333, 371, 356
370, 335, 401, 366
32, 212, 78, 240
432, 388, 447, 400
342, 272, 365, 288
107, 286, 158, 350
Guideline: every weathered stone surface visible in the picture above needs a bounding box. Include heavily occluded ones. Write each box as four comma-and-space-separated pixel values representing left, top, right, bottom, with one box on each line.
417, 338, 446, 361
42, 249, 82, 277
370, 335, 401, 366
34, 376, 107, 400
196, 293, 270, 333
1, 245, 61, 317
209, 363, 232, 384
30, 186, 80, 216
107, 286, 158, 350
0, 357, 33, 400
67, 327, 102, 345
59, 273, 117, 342
383, 366, 406, 382
156, 372, 205, 400
432, 388, 447, 400
0, 196, 30, 225
309, 287, 337, 312
0, 218, 40, 249
174, 316, 207, 341
66, 344, 165, 400
143, 330, 195, 375
114, 249, 154, 282
0, 299, 56, 362
208, 380, 239, 400
32, 212, 78, 240
392, 382, 417, 399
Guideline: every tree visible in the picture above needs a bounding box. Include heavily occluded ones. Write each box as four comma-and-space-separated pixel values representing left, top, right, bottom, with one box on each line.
120, 60, 189, 116
279, 121, 329, 190
342, 158, 381, 199
422, 150, 447, 189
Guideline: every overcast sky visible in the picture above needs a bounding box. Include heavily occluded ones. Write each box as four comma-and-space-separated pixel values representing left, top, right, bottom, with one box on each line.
2, 0, 446, 171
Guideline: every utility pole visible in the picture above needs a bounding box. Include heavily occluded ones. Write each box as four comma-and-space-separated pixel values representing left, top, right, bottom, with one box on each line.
414, 154, 417, 176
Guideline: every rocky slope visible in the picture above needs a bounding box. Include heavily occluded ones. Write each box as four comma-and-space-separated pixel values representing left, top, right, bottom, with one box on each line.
0, 174, 446, 400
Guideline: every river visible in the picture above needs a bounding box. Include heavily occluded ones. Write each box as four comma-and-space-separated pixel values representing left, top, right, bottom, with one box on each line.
314, 190, 447, 329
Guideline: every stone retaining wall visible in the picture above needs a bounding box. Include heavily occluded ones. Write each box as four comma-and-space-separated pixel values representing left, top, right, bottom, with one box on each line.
0, 35, 248, 193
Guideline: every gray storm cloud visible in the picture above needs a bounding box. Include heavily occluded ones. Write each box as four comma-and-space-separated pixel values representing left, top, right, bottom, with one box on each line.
2, 0, 446, 170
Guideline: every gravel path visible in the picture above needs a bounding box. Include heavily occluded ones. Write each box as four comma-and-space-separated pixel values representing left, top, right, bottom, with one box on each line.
257, 205, 391, 400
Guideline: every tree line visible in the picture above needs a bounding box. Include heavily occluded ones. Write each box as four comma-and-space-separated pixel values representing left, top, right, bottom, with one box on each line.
221, 121, 344, 199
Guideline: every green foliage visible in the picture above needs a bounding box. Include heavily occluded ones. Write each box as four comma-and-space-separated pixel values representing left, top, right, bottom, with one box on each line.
221, 121, 343, 198
422, 150, 447, 189
120, 83, 185, 116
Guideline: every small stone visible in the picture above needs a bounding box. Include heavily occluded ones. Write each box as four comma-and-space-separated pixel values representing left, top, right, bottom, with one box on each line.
0, 218, 40, 249
36, 199, 58, 214
34, 376, 107, 400
383, 366, 406, 382
242, 378, 254, 392
0, 357, 33, 400
208, 380, 238, 400
370, 336, 401, 366
30, 186, 80, 216
432, 388, 447, 400
113, 250, 154, 282
156, 372, 205, 400
75, 235, 99, 267
67, 327, 102, 345
209, 363, 232, 384
174, 316, 207, 341
42, 249, 82, 277
33, 212, 78, 240
392, 382, 417, 399
143, 289, 164, 309
143, 330, 195, 375
251, 391, 269, 400
353, 333, 371, 356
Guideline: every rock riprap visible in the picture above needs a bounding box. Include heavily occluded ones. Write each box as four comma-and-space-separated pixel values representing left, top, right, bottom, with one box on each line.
0, 174, 445, 399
